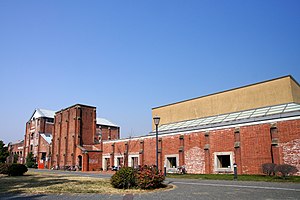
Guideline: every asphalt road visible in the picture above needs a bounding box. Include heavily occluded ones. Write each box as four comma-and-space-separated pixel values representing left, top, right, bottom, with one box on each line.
1, 169, 299, 200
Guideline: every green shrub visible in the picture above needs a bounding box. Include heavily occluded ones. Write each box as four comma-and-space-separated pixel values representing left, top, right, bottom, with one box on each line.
275, 164, 298, 178
13, 154, 19, 163
0, 163, 10, 174
136, 165, 165, 189
7, 164, 28, 176
25, 152, 36, 168
110, 165, 165, 190
111, 167, 137, 189
262, 163, 277, 176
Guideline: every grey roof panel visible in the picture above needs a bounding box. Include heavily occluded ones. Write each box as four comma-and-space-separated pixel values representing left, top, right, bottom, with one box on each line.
155, 103, 300, 133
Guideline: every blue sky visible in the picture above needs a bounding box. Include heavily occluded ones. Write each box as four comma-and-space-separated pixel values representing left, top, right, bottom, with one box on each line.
0, 1, 299, 144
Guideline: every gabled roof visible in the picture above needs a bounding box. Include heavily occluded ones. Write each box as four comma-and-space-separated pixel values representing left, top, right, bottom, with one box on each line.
10, 140, 24, 145
29, 108, 55, 121
96, 118, 118, 127
40, 133, 52, 144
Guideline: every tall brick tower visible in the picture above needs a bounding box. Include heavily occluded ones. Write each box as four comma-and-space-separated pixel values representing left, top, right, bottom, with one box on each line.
51, 104, 101, 171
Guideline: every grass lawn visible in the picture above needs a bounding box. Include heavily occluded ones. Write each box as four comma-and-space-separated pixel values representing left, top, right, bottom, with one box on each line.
0, 171, 171, 194
166, 173, 300, 182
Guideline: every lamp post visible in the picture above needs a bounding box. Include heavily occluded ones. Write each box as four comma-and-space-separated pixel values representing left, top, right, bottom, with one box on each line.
153, 116, 160, 171
233, 163, 238, 180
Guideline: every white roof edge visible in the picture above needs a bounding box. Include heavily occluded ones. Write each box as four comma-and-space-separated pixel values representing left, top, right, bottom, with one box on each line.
40, 133, 52, 144
96, 117, 119, 127
30, 108, 56, 121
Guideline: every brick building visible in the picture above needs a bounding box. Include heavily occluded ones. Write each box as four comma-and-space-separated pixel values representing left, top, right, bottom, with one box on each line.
7, 140, 24, 164
102, 75, 300, 175
18, 75, 300, 175
23, 109, 55, 168
20, 105, 120, 170
50, 104, 120, 171
96, 118, 120, 141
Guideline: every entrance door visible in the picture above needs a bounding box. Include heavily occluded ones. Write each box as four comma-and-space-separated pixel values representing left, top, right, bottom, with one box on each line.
105, 158, 110, 170
78, 155, 82, 171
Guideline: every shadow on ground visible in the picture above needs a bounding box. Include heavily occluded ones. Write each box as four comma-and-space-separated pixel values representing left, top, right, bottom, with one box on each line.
0, 193, 46, 200
0, 173, 83, 194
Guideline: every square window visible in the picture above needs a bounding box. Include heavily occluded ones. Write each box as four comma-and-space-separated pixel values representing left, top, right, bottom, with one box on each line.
167, 157, 177, 168
217, 155, 231, 168
214, 152, 233, 172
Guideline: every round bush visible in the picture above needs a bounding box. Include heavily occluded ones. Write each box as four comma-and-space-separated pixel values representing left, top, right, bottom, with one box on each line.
136, 165, 165, 189
111, 167, 136, 189
262, 163, 276, 176
274, 164, 298, 178
7, 164, 28, 176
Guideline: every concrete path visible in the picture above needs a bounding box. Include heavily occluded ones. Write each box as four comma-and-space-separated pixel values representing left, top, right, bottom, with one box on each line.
1, 169, 299, 200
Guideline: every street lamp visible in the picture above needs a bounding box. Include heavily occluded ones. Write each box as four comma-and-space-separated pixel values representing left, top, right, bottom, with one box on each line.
153, 116, 160, 171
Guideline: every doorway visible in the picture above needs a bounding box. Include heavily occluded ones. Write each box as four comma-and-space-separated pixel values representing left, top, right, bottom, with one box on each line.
78, 155, 82, 170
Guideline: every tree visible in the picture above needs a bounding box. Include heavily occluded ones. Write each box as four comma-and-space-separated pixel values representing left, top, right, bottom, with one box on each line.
26, 152, 36, 168
0, 140, 9, 163
13, 154, 19, 163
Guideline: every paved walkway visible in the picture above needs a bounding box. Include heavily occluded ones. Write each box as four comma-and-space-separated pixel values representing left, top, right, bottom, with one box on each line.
1, 169, 299, 200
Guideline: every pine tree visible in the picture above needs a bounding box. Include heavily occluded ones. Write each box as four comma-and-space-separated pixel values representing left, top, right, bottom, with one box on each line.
26, 152, 36, 168
0, 140, 9, 163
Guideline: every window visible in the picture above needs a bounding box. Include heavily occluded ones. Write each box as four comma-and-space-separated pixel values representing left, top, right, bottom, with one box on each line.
30, 145, 33, 151
105, 158, 110, 170
131, 157, 139, 167
46, 118, 54, 123
117, 157, 123, 166
214, 152, 233, 172
164, 154, 179, 172
167, 157, 177, 168
41, 152, 46, 161
217, 155, 231, 168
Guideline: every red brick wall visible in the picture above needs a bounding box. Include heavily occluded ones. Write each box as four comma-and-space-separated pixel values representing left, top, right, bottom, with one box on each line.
38, 136, 50, 156
142, 137, 156, 166
51, 104, 97, 170
239, 124, 271, 174
278, 120, 300, 175
81, 107, 96, 145
24, 117, 54, 166
8, 141, 24, 164
184, 132, 205, 174
87, 151, 102, 171
97, 125, 120, 141
102, 118, 300, 175
24, 122, 30, 161
38, 118, 54, 134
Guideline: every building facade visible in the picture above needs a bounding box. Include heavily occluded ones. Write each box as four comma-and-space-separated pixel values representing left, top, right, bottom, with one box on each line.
23, 109, 55, 168
50, 104, 120, 171
7, 140, 24, 164
101, 75, 300, 175
16, 75, 300, 175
